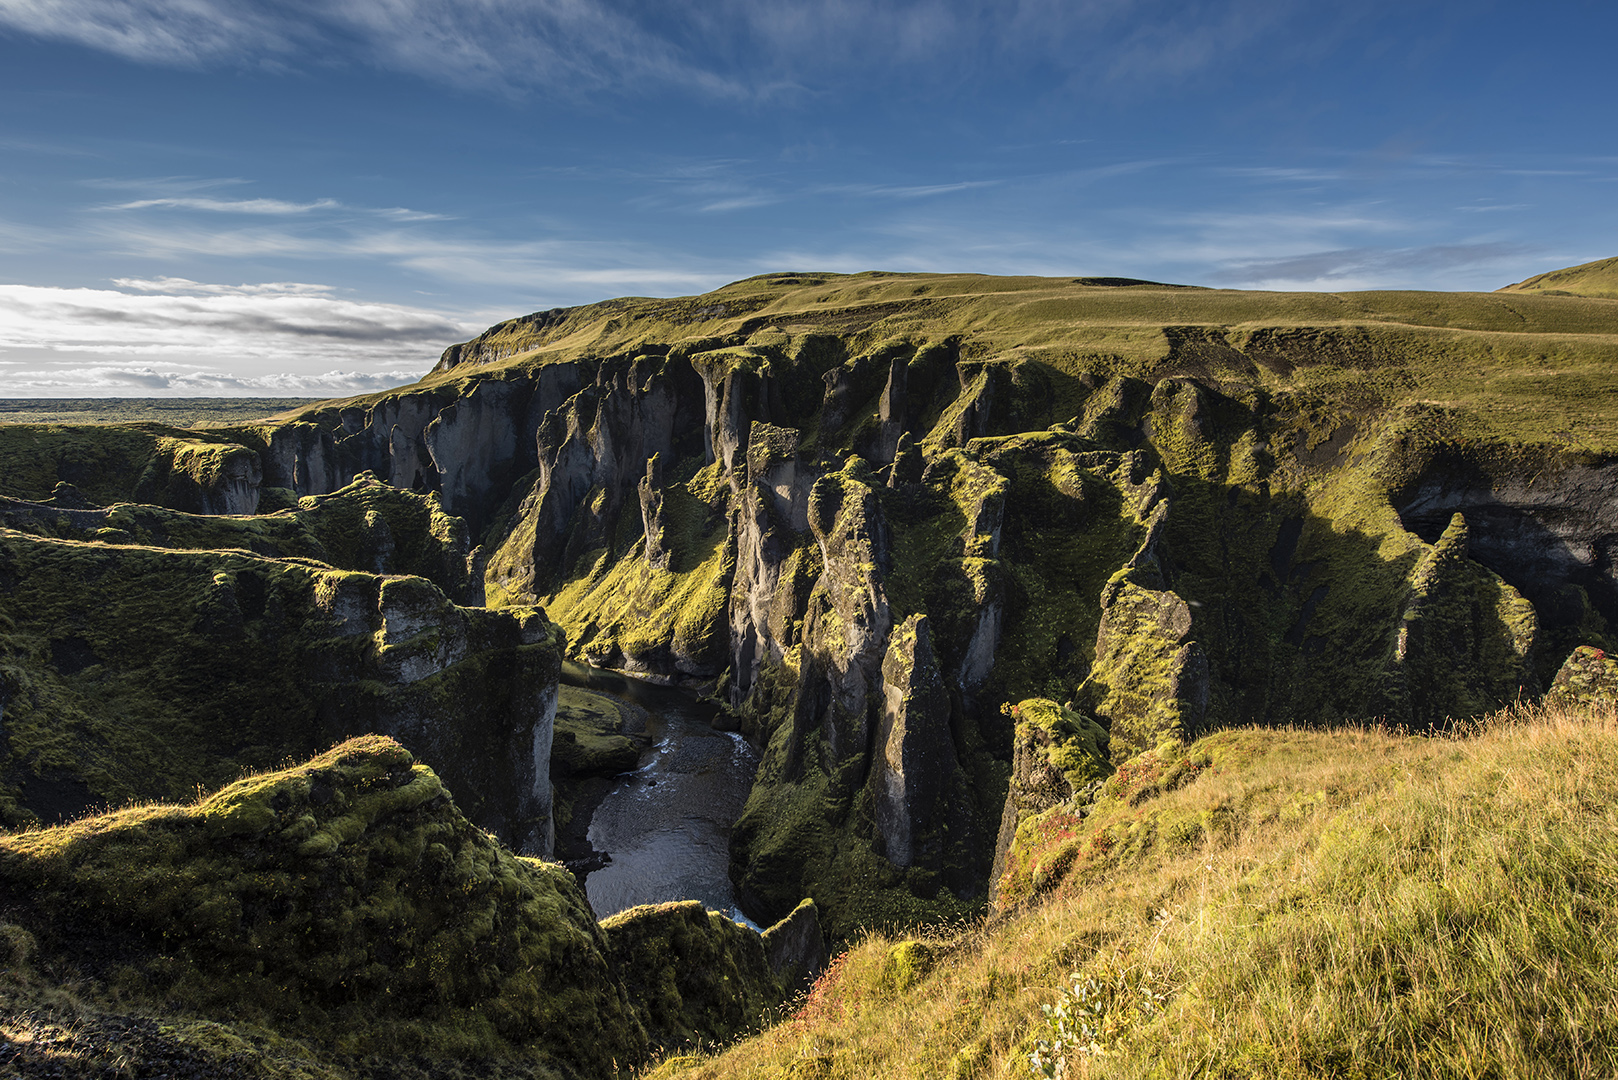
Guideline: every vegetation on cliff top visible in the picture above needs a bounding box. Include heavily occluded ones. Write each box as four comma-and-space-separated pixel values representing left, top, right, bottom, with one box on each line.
646, 699, 1618, 1079
1500, 255, 1618, 300
361, 271, 1618, 453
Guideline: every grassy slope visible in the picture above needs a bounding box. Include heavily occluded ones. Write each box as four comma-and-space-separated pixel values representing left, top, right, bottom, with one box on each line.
1500, 256, 1618, 301
646, 701, 1618, 1080
297, 272, 1618, 454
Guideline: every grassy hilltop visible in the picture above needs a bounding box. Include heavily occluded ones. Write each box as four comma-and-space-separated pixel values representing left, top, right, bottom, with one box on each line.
1500, 255, 1618, 301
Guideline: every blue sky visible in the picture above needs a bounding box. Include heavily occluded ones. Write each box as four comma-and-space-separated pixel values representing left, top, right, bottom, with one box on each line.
0, 0, 1614, 396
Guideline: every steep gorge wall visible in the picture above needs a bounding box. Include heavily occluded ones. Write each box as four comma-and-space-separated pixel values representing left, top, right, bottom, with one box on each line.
15, 280, 1617, 938
222, 310, 1618, 936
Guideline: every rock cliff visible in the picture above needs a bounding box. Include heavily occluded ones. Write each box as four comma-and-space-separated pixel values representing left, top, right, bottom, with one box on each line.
7, 269, 1618, 941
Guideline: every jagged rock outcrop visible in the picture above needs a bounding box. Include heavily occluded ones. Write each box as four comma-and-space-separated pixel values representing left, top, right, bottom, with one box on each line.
1379, 513, 1539, 724
801, 459, 893, 760
870, 615, 957, 870
988, 698, 1112, 900
760, 897, 828, 991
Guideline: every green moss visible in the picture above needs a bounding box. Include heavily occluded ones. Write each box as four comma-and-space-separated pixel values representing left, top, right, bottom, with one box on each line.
536, 463, 735, 672
0, 530, 556, 836
550, 685, 642, 777
1012, 699, 1111, 793
0, 423, 253, 508
877, 940, 936, 994
601, 899, 786, 1051
0, 737, 642, 1073
0, 473, 472, 598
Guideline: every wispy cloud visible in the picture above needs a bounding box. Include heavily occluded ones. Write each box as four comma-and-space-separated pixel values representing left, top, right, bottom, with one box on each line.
1217, 243, 1531, 290
0, 0, 1362, 99
101, 196, 341, 214
86, 187, 451, 220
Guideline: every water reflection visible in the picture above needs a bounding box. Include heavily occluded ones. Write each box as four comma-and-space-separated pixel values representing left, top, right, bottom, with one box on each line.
562, 664, 762, 926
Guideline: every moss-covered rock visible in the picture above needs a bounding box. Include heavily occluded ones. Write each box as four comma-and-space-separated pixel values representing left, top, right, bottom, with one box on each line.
601, 900, 784, 1052
987, 698, 1111, 902
550, 684, 642, 778
0, 737, 644, 1074
0, 530, 558, 851
0, 474, 474, 599
1545, 645, 1618, 708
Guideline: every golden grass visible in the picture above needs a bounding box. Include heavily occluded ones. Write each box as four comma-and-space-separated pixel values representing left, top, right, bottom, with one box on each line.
645, 702, 1618, 1079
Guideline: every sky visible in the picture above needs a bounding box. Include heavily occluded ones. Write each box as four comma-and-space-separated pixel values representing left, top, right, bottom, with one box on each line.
0, 1, 1614, 397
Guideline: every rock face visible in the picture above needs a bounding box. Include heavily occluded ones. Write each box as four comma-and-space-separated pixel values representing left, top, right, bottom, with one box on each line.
7, 271, 1618, 939
0, 530, 558, 854
988, 698, 1112, 898
871, 615, 956, 870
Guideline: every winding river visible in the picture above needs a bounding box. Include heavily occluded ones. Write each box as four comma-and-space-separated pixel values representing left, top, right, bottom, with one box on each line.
562, 666, 762, 926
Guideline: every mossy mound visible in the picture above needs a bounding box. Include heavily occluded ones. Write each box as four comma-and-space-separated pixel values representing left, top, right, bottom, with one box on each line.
0, 737, 642, 1075
601, 900, 783, 1052
551, 685, 642, 778
1546, 644, 1618, 708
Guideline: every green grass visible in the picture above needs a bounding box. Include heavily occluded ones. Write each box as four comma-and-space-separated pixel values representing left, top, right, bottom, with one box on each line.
1500, 256, 1618, 300
339, 271, 1618, 453
644, 700, 1618, 1080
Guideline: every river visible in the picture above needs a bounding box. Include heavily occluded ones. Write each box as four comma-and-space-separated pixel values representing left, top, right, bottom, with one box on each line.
560, 664, 763, 926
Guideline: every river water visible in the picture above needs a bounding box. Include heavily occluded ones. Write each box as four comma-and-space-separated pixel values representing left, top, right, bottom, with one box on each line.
563, 665, 762, 926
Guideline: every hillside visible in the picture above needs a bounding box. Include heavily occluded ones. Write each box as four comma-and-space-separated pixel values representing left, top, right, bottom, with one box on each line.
644, 696, 1618, 1080
1500, 255, 1618, 300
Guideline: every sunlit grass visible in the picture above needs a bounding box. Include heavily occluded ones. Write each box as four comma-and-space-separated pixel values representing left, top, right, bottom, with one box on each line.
646, 701, 1618, 1079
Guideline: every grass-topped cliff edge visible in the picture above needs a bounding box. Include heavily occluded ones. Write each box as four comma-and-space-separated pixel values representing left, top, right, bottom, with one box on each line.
647, 697, 1618, 1080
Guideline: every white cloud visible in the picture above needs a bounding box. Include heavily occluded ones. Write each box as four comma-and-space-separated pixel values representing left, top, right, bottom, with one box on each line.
0, 279, 485, 395
3, 362, 428, 394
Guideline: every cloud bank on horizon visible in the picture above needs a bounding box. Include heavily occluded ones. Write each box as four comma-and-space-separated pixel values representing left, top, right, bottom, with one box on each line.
0, 0, 1613, 395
